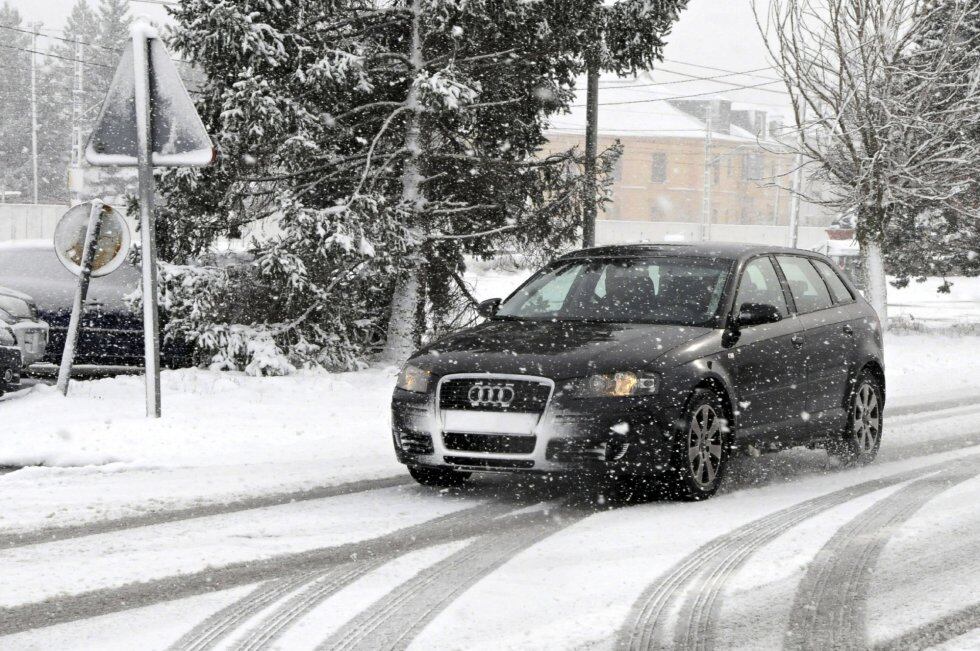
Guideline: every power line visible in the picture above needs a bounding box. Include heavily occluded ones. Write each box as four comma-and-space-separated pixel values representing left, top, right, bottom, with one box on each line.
614, 67, 790, 97
0, 42, 113, 69
598, 65, 779, 89
661, 57, 782, 83
0, 24, 120, 53
573, 80, 787, 108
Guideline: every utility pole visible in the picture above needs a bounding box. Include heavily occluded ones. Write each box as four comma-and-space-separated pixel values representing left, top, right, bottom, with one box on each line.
788, 104, 806, 248
30, 25, 40, 205
700, 110, 713, 242
582, 60, 599, 248
71, 38, 85, 203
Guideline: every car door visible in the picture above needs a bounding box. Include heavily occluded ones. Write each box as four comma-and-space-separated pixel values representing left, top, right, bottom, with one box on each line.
729, 255, 807, 448
774, 255, 850, 437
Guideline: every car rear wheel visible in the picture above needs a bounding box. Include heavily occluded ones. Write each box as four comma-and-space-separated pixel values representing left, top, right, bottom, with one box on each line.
408, 465, 471, 488
664, 388, 730, 500
830, 371, 883, 466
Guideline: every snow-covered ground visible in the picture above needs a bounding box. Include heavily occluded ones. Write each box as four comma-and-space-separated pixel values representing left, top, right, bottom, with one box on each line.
0, 266, 977, 649
887, 275, 980, 331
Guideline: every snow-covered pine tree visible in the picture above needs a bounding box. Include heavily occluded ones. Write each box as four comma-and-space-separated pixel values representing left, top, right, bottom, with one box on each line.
0, 4, 33, 201
155, 0, 632, 373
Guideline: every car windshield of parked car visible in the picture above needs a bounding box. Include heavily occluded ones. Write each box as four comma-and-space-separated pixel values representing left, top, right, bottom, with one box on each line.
496, 257, 732, 325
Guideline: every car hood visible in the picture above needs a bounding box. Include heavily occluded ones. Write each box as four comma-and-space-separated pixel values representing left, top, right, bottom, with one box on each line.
412, 319, 712, 379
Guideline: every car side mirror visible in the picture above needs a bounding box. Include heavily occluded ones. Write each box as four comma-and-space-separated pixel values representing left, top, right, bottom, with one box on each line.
476, 298, 501, 318
737, 302, 783, 327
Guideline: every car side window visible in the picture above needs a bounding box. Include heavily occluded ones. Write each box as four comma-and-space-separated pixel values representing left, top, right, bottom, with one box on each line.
776, 255, 833, 313
811, 259, 854, 304
735, 257, 789, 317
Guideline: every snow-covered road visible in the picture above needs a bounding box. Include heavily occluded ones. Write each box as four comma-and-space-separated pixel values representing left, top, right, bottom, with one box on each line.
1, 396, 978, 651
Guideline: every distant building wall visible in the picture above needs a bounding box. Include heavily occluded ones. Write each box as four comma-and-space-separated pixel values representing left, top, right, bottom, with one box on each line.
596, 219, 829, 250
0, 204, 68, 242
0, 203, 134, 243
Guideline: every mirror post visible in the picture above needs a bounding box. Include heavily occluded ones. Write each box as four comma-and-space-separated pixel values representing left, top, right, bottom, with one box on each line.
56, 201, 104, 395
133, 27, 162, 418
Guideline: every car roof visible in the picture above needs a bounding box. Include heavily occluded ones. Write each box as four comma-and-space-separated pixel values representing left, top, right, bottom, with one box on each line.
557, 241, 824, 263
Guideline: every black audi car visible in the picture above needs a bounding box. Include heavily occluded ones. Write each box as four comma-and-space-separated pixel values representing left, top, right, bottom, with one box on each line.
391, 243, 884, 500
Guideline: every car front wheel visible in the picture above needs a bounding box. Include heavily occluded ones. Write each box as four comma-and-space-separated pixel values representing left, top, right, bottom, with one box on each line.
664, 388, 730, 500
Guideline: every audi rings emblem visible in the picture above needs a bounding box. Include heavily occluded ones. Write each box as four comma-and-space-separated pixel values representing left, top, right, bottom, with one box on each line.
468, 382, 516, 408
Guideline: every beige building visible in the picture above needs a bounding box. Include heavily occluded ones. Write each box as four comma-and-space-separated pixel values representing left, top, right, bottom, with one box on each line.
545, 82, 831, 235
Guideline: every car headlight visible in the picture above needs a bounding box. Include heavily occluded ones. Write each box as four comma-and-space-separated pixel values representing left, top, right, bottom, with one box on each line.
396, 364, 432, 393
562, 372, 659, 398
0, 325, 15, 347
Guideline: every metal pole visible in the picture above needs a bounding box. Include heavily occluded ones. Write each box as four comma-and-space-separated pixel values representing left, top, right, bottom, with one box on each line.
132, 29, 162, 417
57, 201, 104, 395
788, 104, 806, 248
582, 61, 599, 248
701, 111, 713, 242
30, 26, 39, 205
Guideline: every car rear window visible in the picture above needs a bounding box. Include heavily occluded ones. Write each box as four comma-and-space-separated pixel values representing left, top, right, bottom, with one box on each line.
811, 259, 854, 304
775, 255, 833, 313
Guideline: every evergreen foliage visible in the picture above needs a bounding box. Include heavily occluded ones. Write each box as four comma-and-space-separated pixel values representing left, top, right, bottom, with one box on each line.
157, 0, 685, 374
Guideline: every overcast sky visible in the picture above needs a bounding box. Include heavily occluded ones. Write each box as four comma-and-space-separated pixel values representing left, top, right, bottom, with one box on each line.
2, 0, 787, 114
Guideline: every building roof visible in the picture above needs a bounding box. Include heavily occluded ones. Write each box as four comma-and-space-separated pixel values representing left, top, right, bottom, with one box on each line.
546, 77, 777, 144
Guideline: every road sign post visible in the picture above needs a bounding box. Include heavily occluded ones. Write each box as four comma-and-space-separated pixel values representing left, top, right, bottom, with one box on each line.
84, 19, 214, 417
132, 26, 162, 417
53, 201, 132, 395
57, 202, 104, 395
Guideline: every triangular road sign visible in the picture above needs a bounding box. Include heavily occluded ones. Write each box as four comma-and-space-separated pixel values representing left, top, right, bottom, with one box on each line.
85, 37, 214, 167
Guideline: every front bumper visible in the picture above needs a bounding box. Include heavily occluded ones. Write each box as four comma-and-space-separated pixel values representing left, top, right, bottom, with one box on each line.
392, 378, 677, 474
11, 320, 49, 368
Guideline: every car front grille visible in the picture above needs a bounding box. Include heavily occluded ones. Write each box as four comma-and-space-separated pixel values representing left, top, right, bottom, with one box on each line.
444, 456, 535, 470
439, 377, 551, 413
443, 432, 536, 454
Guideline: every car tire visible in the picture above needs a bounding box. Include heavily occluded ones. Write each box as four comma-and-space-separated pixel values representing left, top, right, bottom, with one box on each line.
408, 465, 470, 488
829, 370, 883, 466
663, 388, 731, 501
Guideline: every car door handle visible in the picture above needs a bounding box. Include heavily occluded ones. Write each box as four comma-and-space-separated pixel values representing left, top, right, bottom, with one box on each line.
791, 334, 805, 348
842, 324, 854, 336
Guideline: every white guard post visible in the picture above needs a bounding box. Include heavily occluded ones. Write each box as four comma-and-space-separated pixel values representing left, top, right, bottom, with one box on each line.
131, 21, 162, 418
56, 201, 105, 395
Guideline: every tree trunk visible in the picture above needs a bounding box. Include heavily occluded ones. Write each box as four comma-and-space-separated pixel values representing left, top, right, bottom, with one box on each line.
381, 0, 424, 363
862, 239, 889, 327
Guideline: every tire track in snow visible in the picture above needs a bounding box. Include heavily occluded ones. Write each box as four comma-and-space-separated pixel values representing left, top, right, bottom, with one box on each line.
614, 455, 980, 651
169, 570, 326, 651
871, 601, 980, 650
0, 500, 519, 637
784, 463, 980, 651
167, 500, 514, 651
318, 503, 589, 651
0, 476, 410, 551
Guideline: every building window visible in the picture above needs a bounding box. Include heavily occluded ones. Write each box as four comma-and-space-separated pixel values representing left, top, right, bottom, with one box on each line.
612, 157, 623, 182
650, 153, 667, 183
712, 160, 720, 184
741, 153, 763, 180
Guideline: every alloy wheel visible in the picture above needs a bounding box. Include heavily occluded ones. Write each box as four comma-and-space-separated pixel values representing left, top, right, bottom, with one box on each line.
688, 404, 723, 488
852, 382, 881, 453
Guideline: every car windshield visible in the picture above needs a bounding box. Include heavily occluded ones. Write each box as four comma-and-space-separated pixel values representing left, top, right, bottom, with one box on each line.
496, 256, 732, 326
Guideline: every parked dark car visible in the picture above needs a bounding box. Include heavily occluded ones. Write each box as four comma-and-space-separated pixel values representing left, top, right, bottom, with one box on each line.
391, 243, 885, 499
0, 324, 23, 395
0, 242, 189, 370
